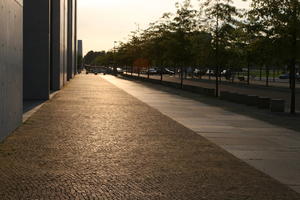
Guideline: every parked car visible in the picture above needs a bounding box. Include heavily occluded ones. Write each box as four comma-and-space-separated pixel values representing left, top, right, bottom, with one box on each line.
140, 69, 147, 74
279, 73, 289, 79
221, 69, 232, 80
279, 73, 300, 80
148, 68, 158, 75
206, 69, 214, 76
159, 68, 175, 75
220, 70, 227, 76
194, 68, 206, 77
116, 68, 123, 74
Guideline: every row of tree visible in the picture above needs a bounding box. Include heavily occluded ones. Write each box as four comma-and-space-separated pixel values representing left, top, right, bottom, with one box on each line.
85, 0, 300, 113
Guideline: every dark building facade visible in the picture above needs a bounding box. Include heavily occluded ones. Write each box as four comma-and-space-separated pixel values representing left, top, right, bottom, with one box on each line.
0, 0, 77, 140
0, 0, 23, 140
51, 0, 68, 91
67, 0, 77, 80
77, 40, 83, 70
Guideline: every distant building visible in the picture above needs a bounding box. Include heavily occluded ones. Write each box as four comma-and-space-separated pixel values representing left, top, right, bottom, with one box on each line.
78, 40, 83, 58
0, 0, 78, 140
78, 40, 84, 71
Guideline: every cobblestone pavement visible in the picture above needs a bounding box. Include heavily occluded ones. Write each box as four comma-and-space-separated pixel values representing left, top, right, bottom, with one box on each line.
0, 75, 299, 199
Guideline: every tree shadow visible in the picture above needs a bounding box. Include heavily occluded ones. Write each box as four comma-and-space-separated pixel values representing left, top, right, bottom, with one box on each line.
120, 76, 300, 133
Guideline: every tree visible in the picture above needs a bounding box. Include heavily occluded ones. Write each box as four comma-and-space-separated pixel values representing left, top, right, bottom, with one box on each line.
249, 0, 300, 113
84, 51, 105, 65
200, 0, 241, 96
171, 0, 197, 87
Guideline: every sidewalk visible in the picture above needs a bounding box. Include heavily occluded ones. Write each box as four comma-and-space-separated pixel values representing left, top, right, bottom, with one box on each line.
104, 75, 300, 193
130, 73, 300, 111
0, 74, 299, 199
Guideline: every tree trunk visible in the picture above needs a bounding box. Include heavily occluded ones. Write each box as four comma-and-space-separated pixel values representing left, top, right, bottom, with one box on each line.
138, 67, 140, 77
260, 66, 262, 81
215, 5, 220, 97
273, 67, 276, 82
215, 66, 219, 97
200, 68, 202, 79
147, 66, 150, 79
247, 62, 250, 85
290, 1, 297, 114
192, 67, 194, 79
181, 66, 184, 89
290, 60, 296, 114
266, 65, 269, 87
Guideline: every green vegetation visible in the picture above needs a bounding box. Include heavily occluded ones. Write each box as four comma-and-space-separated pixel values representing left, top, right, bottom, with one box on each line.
85, 0, 299, 72
84, 0, 300, 112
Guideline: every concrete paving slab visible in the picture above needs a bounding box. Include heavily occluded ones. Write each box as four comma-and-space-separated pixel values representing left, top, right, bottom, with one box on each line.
246, 159, 300, 185
104, 75, 300, 193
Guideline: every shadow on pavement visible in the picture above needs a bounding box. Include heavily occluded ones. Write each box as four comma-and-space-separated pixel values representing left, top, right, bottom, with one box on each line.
120, 76, 300, 133
23, 100, 46, 114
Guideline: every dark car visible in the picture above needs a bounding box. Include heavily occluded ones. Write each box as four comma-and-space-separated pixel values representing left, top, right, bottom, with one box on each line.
164, 68, 175, 75
206, 69, 214, 76
279, 73, 300, 80
148, 68, 158, 75
194, 68, 206, 77
279, 73, 289, 79
155, 68, 175, 75
116, 68, 123, 74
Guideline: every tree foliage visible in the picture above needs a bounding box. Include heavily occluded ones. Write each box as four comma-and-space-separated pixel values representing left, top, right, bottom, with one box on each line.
84, 0, 299, 74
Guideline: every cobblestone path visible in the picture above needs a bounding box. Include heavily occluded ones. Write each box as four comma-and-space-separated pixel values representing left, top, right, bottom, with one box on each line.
0, 75, 299, 199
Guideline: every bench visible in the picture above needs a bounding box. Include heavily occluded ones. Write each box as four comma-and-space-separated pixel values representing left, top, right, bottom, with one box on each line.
270, 99, 285, 112
246, 95, 258, 106
257, 97, 271, 109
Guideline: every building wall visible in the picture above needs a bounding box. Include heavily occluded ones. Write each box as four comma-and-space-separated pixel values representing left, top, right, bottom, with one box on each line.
78, 40, 83, 58
1, 0, 77, 141
51, 0, 68, 91
0, 0, 23, 140
23, 0, 51, 100
74, 0, 78, 75
62, 0, 68, 85
67, 0, 76, 80
77, 40, 83, 70
24, 0, 76, 97
63, 0, 68, 84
